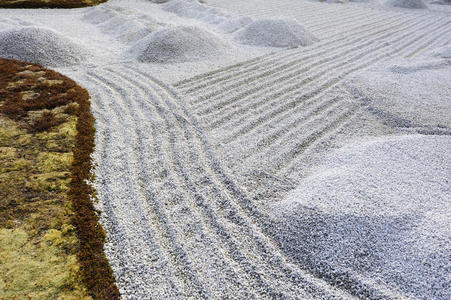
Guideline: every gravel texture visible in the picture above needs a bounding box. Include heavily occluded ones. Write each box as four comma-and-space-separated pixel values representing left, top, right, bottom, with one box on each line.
234, 18, 318, 48
385, 0, 427, 8
347, 53, 451, 130
272, 134, 451, 299
128, 26, 230, 63
0, 27, 87, 67
2, 0, 450, 298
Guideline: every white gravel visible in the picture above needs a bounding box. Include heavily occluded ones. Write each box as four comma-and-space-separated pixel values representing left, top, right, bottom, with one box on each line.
273, 134, 451, 299
0, 26, 87, 66
384, 0, 427, 8
128, 26, 231, 63
346, 53, 451, 130
1, 0, 450, 298
234, 18, 318, 48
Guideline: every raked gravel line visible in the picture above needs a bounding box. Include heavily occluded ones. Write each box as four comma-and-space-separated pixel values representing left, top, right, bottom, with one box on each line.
82, 65, 359, 299
2, 0, 449, 298
172, 12, 451, 183
173, 8, 430, 91
176, 12, 411, 94
205, 0, 433, 41
49, 1, 449, 298
81, 2, 451, 298
110, 67, 412, 299
178, 13, 446, 102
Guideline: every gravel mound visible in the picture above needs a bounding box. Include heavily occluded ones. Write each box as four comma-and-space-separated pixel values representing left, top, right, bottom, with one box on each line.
234, 18, 318, 48
83, 8, 120, 24
347, 57, 451, 129
272, 135, 451, 299
0, 27, 86, 67
163, 0, 209, 19
163, 0, 252, 33
217, 16, 253, 33
129, 26, 229, 63
385, 0, 427, 8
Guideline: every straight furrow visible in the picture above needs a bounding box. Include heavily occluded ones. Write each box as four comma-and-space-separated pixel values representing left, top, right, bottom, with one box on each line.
272, 107, 360, 173
189, 14, 406, 105
214, 16, 450, 144
173, 9, 406, 90
243, 94, 346, 160
278, 112, 363, 178
195, 14, 438, 117
405, 27, 451, 58
178, 12, 405, 94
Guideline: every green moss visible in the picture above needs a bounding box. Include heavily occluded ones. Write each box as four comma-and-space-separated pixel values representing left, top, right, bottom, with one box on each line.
0, 58, 117, 299
37, 152, 73, 173
0, 227, 90, 300
57, 116, 78, 137
26, 172, 71, 192
0, 118, 32, 147
0, 147, 33, 173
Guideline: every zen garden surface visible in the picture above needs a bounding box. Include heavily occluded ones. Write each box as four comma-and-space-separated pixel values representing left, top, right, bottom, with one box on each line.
0, 0, 450, 299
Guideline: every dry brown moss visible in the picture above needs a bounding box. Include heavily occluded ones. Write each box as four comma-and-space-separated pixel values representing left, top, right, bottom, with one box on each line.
0, 0, 107, 8
0, 58, 119, 299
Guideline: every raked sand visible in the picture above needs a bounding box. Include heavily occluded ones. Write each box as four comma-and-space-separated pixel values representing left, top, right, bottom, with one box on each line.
1, 0, 450, 298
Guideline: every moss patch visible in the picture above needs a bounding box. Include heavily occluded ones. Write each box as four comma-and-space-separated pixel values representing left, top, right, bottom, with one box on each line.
0, 0, 107, 8
0, 58, 119, 299
0, 227, 90, 300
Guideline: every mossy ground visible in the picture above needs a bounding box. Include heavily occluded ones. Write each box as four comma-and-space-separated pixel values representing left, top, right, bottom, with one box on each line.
0, 0, 107, 8
0, 59, 119, 299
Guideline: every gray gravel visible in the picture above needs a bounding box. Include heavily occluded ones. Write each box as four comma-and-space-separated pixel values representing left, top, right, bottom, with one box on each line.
128, 26, 230, 63
0, 27, 87, 67
234, 18, 318, 48
273, 134, 451, 299
2, 0, 449, 298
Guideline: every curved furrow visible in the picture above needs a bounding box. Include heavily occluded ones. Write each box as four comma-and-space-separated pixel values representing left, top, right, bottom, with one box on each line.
210, 16, 450, 144
91, 70, 272, 299
123, 67, 362, 299
85, 74, 187, 299
193, 14, 440, 117
87, 72, 213, 299
178, 12, 405, 94
112, 67, 329, 299
87, 84, 180, 298
125, 67, 404, 300
101, 67, 299, 299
